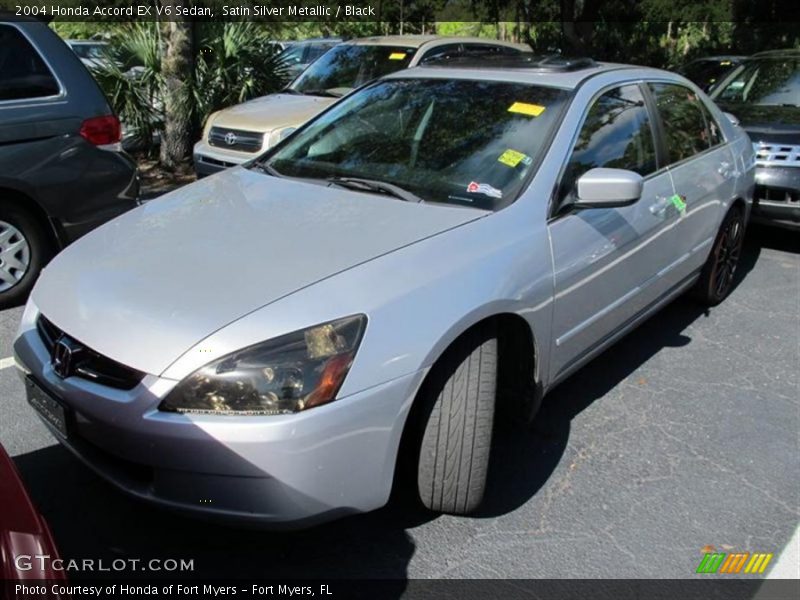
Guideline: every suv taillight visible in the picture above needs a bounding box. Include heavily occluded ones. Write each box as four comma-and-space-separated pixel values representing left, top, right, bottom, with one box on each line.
79, 115, 121, 146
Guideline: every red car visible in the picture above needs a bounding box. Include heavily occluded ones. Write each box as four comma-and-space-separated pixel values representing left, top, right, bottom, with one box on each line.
0, 442, 64, 581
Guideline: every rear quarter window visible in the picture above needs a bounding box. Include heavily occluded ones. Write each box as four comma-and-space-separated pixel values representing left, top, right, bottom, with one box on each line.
0, 24, 60, 101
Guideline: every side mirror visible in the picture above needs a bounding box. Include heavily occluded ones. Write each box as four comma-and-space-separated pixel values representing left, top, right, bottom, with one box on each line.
574, 168, 644, 208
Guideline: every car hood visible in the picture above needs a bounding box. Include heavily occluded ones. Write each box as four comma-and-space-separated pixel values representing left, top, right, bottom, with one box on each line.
718, 103, 800, 143
209, 93, 336, 133
32, 168, 484, 376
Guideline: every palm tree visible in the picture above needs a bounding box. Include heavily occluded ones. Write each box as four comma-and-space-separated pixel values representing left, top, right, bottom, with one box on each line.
159, 0, 195, 170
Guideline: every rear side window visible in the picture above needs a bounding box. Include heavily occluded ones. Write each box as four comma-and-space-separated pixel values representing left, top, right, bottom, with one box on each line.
649, 83, 713, 164
559, 84, 657, 202
0, 25, 60, 101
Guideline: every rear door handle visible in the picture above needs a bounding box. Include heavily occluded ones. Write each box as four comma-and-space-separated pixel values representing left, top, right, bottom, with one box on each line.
718, 161, 737, 178
649, 196, 671, 217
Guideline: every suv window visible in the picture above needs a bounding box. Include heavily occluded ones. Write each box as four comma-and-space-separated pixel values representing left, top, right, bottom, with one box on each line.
0, 25, 60, 101
559, 84, 657, 202
649, 83, 712, 164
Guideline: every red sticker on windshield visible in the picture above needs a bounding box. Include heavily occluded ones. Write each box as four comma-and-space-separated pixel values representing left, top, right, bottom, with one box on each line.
467, 181, 503, 199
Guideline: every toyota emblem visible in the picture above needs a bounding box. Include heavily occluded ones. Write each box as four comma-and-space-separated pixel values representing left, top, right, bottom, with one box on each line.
224, 132, 238, 146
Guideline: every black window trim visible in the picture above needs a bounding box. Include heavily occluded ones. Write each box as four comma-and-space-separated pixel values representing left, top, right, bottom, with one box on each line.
0, 21, 66, 106
547, 79, 665, 221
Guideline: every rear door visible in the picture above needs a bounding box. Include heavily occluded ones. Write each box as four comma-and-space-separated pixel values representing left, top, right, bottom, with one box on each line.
547, 83, 680, 381
647, 82, 737, 277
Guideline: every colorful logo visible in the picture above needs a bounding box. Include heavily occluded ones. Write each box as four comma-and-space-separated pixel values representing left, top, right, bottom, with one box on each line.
696, 548, 774, 574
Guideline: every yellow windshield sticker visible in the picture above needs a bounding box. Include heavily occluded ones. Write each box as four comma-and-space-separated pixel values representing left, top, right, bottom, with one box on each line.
508, 102, 546, 117
498, 149, 531, 168
389, 52, 406, 60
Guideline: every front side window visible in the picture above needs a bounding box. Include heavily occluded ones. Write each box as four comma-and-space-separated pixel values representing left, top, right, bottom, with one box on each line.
290, 45, 416, 97
264, 78, 569, 210
649, 83, 712, 164
559, 84, 657, 202
0, 25, 60, 101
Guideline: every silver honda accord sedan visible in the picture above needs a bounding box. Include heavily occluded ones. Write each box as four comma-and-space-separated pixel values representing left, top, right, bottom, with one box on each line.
14, 57, 755, 526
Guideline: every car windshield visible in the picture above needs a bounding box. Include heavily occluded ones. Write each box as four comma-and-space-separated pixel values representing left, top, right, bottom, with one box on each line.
290, 44, 416, 97
714, 57, 800, 106
263, 78, 569, 210
681, 59, 737, 91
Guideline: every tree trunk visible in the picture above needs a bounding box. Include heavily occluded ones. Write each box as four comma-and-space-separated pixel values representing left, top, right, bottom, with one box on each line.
159, 1, 194, 170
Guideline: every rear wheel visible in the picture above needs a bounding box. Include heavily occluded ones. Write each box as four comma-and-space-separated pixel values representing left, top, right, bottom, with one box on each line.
693, 206, 745, 306
416, 324, 497, 514
0, 204, 51, 309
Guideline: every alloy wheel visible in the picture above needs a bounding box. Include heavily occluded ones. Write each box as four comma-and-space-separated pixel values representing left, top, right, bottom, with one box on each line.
0, 220, 31, 293
711, 214, 743, 299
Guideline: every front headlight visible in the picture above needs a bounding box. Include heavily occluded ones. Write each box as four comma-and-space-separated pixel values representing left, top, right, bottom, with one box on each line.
202, 111, 220, 140
159, 315, 366, 416
268, 126, 297, 147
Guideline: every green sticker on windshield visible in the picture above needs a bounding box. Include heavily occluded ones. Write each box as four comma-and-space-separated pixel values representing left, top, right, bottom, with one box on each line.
670, 194, 687, 212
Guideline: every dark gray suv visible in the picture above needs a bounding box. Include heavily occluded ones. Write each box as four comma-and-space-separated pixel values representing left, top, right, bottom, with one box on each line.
0, 17, 139, 307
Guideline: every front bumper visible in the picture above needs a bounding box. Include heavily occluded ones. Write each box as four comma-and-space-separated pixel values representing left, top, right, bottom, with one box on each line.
13, 307, 423, 527
192, 141, 260, 178
752, 166, 800, 229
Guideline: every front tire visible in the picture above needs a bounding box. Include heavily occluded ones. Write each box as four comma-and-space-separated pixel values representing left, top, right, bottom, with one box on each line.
0, 204, 51, 309
416, 324, 497, 514
693, 206, 745, 306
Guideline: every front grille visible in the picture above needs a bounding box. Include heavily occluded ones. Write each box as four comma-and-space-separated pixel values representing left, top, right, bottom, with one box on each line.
754, 184, 799, 204
199, 155, 237, 168
208, 126, 264, 153
36, 316, 145, 390
753, 142, 800, 168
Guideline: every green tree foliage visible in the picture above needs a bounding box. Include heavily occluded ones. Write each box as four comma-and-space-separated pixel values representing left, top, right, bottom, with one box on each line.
91, 22, 290, 157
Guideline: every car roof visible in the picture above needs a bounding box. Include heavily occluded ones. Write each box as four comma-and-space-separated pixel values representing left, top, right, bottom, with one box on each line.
385, 59, 677, 90
344, 35, 526, 50
685, 55, 745, 63
65, 39, 108, 45
292, 37, 343, 46
749, 49, 800, 58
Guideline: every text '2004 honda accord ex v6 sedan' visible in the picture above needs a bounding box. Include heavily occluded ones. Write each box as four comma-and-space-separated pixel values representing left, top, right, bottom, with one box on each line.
14, 56, 755, 527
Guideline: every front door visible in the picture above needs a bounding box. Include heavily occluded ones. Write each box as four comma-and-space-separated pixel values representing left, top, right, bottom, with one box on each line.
547, 83, 679, 382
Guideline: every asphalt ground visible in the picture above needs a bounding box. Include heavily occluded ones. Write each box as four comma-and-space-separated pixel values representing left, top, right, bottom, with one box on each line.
0, 224, 797, 582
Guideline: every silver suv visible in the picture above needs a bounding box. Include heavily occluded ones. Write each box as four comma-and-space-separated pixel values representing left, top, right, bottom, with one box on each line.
15, 56, 754, 527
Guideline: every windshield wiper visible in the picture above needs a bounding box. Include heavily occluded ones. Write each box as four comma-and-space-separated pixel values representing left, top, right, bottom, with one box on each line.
299, 88, 344, 98
279, 87, 302, 95
247, 162, 282, 177
327, 177, 424, 203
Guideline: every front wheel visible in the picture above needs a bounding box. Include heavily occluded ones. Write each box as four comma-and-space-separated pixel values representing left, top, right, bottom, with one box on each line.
693, 206, 745, 306
416, 324, 497, 515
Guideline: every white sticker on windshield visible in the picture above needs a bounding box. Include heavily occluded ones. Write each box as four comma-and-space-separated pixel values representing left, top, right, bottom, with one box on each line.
467, 181, 503, 199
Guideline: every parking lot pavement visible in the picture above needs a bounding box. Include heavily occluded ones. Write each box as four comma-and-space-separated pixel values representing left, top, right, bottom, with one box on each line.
0, 225, 797, 581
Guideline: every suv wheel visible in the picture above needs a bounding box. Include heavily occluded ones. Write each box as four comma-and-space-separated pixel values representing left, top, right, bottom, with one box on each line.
0, 205, 50, 308
693, 206, 745, 306
416, 323, 497, 514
